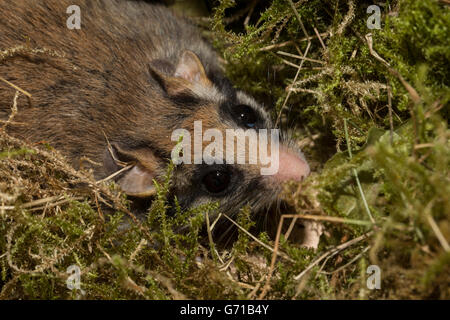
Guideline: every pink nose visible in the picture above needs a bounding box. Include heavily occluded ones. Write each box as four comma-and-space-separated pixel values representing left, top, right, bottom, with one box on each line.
273, 148, 310, 182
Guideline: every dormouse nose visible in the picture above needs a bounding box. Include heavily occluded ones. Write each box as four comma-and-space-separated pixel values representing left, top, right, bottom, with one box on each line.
272, 147, 310, 183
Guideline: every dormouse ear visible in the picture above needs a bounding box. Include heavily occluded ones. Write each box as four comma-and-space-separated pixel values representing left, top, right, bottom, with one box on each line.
118, 165, 156, 197
149, 50, 212, 96
174, 50, 212, 87
105, 143, 158, 197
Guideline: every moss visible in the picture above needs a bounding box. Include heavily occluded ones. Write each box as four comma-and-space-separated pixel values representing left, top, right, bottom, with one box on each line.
211, 0, 449, 299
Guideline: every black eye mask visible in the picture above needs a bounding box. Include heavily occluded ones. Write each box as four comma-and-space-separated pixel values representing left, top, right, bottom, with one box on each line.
219, 101, 265, 130
231, 104, 258, 128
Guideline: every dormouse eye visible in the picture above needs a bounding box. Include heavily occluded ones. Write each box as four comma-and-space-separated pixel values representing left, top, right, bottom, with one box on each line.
232, 104, 257, 128
202, 169, 231, 194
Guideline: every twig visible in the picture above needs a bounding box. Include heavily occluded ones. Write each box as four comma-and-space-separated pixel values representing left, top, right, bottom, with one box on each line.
288, 87, 322, 95
365, 33, 420, 104
284, 216, 298, 240
294, 231, 373, 281
247, 275, 265, 299
259, 33, 328, 51
425, 211, 450, 252
258, 212, 286, 299
269, 0, 314, 129
320, 246, 370, 275
221, 214, 293, 262
21, 195, 64, 208
414, 143, 435, 150
280, 213, 373, 226
0, 76, 32, 98
2, 91, 20, 131
275, 41, 311, 127
243, 0, 258, 27
313, 27, 327, 51
336, 0, 355, 35
288, 0, 309, 38
279, 58, 302, 69
0, 195, 83, 211
222, 1, 259, 25
210, 212, 223, 231
96, 164, 133, 184
277, 51, 326, 64
28, 197, 84, 212
258, 211, 344, 298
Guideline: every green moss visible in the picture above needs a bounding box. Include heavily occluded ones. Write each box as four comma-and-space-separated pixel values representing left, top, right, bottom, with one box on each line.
211, 0, 449, 299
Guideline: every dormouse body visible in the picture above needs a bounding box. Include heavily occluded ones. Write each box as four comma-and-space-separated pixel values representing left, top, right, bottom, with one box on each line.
0, 0, 310, 217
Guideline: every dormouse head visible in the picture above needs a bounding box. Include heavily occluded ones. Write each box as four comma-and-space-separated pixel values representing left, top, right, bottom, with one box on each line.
105, 50, 310, 217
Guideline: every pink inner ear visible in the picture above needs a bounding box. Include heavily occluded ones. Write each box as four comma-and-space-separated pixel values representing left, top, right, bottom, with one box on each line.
174, 60, 198, 83
174, 51, 211, 86
118, 165, 155, 197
